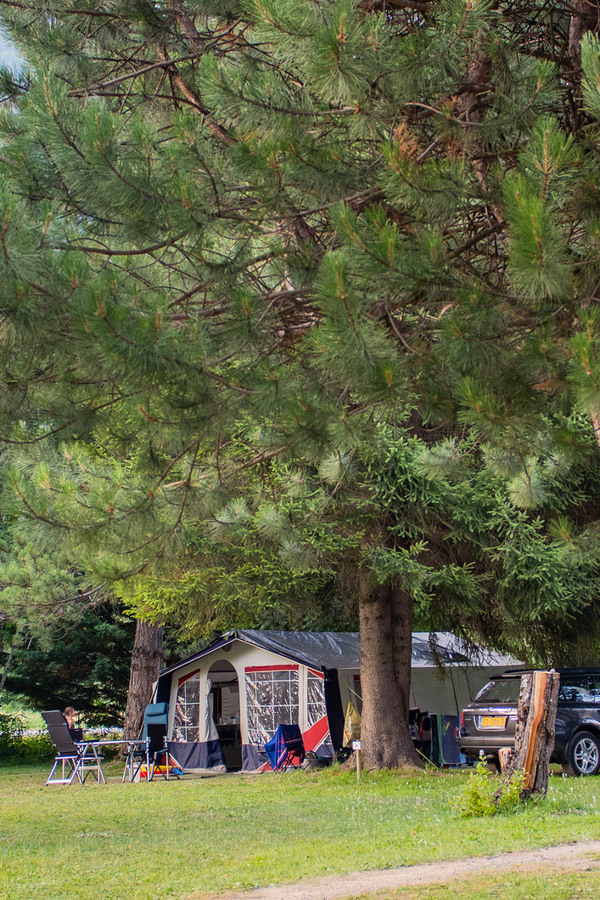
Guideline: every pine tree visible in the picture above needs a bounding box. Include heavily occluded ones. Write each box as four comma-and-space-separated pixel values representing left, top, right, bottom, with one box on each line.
0, 1, 599, 766
3, 604, 135, 724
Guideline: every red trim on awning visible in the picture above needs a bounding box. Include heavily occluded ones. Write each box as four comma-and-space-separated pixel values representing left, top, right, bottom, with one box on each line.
178, 668, 201, 687
302, 716, 330, 752
245, 664, 299, 672
308, 668, 324, 678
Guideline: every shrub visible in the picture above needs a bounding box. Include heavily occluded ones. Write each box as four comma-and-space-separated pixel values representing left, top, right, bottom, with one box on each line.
456, 758, 527, 817
14, 732, 56, 763
0, 712, 54, 764
0, 711, 24, 759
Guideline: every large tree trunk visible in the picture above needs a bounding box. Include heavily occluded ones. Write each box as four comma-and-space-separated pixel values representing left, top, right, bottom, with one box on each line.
359, 581, 422, 769
123, 620, 164, 740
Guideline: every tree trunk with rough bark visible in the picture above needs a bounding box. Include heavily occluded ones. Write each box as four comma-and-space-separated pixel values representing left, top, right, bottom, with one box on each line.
569, 0, 598, 64
359, 581, 422, 769
506, 670, 560, 797
567, 0, 598, 126
123, 620, 165, 740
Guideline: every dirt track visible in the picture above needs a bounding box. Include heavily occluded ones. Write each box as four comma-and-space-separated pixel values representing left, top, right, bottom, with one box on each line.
219, 840, 600, 900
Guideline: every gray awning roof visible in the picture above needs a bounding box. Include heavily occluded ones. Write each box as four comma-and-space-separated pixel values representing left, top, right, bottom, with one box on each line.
157, 629, 517, 680
239, 630, 362, 669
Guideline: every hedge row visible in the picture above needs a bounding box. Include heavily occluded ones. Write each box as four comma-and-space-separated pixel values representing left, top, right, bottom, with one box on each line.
0, 713, 55, 763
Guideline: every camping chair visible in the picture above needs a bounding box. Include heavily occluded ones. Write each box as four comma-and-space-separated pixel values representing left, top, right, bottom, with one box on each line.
122, 735, 149, 783
264, 723, 305, 772
123, 702, 181, 782
42, 710, 105, 785
145, 702, 182, 781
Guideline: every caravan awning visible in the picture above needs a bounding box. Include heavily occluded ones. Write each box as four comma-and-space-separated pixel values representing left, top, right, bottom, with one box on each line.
157, 629, 500, 678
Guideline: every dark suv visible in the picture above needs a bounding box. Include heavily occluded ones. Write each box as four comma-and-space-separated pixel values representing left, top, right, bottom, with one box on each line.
458, 668, 600, 776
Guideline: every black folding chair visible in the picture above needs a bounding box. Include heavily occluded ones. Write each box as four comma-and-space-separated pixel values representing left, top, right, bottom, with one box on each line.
121, 735, 149, 783
42, 710, 105, 785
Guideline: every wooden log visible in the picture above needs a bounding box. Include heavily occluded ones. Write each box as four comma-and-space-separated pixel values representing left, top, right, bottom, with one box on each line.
497, 746, 512, 774
506, 670, 560, 797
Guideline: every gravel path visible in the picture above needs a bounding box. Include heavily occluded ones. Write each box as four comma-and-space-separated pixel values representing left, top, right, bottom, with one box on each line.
218, 840, 600, 900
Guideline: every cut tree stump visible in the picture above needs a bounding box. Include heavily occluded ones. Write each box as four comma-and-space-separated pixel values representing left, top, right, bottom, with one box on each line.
506, 670, 560, 797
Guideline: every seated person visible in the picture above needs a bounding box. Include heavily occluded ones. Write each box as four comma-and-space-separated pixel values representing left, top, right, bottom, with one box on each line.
62, 706, 84, 742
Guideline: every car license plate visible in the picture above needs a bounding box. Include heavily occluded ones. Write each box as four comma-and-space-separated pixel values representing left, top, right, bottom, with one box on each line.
479, 716, 507, 730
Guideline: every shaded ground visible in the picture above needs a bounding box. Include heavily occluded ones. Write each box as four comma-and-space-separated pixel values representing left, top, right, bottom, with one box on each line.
218, 840, 600, 900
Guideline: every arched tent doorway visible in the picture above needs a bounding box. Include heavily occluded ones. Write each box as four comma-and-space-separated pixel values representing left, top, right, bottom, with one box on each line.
208, 660, 241, 771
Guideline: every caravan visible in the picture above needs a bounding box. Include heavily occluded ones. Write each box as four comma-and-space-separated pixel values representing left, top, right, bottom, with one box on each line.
154, 630, 518, 773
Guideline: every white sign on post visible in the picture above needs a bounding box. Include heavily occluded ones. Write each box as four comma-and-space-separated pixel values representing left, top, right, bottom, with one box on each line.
352, 740, 362, 751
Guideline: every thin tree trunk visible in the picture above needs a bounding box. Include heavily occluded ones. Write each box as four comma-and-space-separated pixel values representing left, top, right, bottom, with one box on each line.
123, 620, 164, 740
0, 639, 14, 700
591, 410, 600, 449
567, 0, 598, 126
359, 581, 422, 769
569, 0, 598, 64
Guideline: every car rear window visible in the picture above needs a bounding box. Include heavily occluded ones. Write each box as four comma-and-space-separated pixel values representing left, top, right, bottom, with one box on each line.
474, 678, 521, 703
559, 677, 600, 704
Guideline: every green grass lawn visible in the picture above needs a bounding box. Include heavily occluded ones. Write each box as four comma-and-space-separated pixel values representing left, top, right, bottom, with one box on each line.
363, 866, 600, 900
1, 763, 600, 899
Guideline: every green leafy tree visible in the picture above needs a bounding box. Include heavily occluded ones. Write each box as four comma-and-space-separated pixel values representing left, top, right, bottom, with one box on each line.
117, 534, 358, 639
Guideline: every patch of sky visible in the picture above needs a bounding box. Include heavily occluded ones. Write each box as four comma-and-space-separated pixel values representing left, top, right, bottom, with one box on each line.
0, 28, 23, 72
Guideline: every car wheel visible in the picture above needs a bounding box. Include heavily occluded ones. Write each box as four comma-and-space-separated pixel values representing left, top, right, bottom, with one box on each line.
563, 731, 600, 777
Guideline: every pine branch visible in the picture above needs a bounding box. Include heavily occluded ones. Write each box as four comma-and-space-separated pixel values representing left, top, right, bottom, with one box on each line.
155, 46, 236, 146
64, 235, 186, 256
69, 53, 208, 95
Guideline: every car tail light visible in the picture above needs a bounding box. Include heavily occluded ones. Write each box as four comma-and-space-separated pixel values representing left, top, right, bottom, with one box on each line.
461, 710, 465, 727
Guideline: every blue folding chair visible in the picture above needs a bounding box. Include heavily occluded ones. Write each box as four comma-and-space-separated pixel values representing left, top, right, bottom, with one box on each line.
264, 724, 305, 772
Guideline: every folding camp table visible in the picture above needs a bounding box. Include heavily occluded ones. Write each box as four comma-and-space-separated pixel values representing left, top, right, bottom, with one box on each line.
43, 711, 150, 785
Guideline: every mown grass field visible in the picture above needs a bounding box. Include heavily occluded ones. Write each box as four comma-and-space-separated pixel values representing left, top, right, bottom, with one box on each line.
1, 762, 600, 899
358, 867, 600, 900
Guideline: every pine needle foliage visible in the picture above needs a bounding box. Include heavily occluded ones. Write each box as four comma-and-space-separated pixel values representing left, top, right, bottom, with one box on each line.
0, 1, 600, 672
